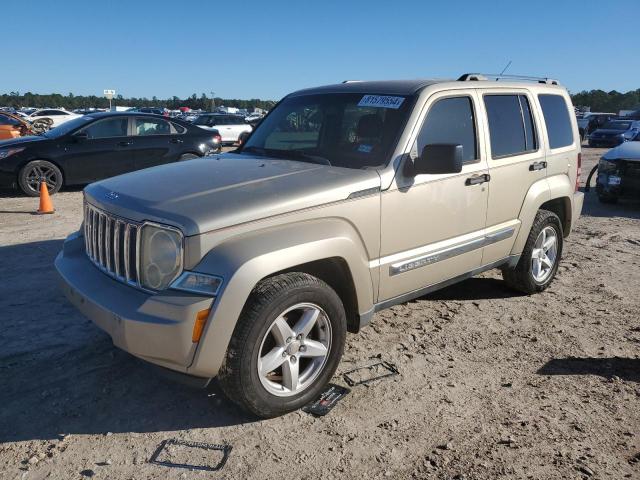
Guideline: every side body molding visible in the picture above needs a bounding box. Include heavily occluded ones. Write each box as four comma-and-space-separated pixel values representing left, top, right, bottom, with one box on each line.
187, 218, 375, 377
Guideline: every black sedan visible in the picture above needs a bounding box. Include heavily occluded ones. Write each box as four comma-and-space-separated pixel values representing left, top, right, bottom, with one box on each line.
0, 112, 222, 196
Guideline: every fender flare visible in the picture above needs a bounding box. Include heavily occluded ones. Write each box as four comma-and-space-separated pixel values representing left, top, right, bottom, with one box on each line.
187, 218, 374, 377
510, 174, 573, 255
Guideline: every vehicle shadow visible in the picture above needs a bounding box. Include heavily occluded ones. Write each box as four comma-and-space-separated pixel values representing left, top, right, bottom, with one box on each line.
580, 189, 640, 220
0, 239, 255, 444
420, 277, 524, 301
537, 357, 640, 382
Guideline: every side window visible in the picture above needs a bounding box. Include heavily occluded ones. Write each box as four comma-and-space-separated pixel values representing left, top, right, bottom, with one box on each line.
484, 94, 538, 158
135, 118, 171, 136
416, 96, 478, 163
538, 94, 574, 149
81, 118, 128, 139
171, 122, 186, 134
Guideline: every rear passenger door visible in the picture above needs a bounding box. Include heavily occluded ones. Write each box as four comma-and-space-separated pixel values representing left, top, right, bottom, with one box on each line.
132, 117, 185, 170
478, 91, 546, 265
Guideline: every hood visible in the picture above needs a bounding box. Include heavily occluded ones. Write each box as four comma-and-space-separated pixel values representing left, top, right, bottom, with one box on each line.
602, 142, 640, 162
0, 135, 46, 148
84, 153, 381, 236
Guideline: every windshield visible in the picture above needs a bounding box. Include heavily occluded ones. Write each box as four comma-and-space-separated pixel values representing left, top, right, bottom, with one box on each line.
241, 92, 414, 169
602, 121, 630, 130
43, 116, 94, 138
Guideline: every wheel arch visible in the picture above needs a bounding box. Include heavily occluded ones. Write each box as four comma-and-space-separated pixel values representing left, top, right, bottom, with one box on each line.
187, 218, 375, 377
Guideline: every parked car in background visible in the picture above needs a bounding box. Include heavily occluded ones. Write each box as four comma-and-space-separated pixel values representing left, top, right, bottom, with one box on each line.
136, 107, 168, 116
0, 112, 33, 139
577, 113, 615, 141
193, 113, 252, 144
588, 120, 640, 148
0, 112, 221, 196
26, 108, 80, 127
596, 141, 640, 203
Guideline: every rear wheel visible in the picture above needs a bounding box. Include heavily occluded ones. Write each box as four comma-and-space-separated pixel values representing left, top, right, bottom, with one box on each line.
218, 272, 346, 418
18, 160, 63, 196
502, 210, 563, 294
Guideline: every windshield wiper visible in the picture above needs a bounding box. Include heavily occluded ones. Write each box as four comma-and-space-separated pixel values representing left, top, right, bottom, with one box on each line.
264, 148, 332, 166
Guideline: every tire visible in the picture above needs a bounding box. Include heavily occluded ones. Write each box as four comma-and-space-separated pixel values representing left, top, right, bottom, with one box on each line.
178, 153, 199, 161
502, 209, 563, 294
598, 194, 618, 204
218, 272, 347, 418
18, 160, 63, 197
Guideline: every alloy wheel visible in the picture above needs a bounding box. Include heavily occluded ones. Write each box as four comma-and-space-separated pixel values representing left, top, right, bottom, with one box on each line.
257, 302, 332, 397
531, 226, 558, 283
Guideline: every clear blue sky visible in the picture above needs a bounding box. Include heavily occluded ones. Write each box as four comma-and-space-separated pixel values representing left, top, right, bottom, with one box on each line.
3, 0, 637, 101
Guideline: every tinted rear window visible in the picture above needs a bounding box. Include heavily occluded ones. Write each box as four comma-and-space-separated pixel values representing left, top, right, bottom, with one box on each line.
538, 94, 574, 148
484, 95, 538, 158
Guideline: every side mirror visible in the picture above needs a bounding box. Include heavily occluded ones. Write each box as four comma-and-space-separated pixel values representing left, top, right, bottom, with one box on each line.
409, 144, 464, 176
73, 131, 89, 142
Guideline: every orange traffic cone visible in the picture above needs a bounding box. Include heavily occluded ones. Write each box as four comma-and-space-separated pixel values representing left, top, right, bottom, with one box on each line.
36, 181, 55, 214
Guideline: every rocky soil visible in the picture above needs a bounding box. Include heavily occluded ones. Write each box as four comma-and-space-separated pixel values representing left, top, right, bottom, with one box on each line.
0, 147, 639, 479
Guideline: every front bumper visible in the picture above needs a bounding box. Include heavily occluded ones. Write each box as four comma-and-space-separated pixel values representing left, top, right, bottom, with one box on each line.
588, 137, 624, 147
55, 231, 215, 376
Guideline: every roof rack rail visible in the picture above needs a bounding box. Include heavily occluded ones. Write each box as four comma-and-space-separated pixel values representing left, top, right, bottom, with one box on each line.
342, 80, 362, 83
458, 73, 560, 85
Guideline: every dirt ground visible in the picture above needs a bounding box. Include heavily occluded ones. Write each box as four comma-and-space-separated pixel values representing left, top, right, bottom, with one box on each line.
1, 146, 639, 480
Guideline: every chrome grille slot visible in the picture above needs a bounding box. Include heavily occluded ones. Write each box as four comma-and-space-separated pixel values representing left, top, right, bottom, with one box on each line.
84, 201, 141, 287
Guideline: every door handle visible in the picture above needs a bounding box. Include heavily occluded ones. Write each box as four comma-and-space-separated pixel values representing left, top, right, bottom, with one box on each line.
529, 161, 547, 171
117, 141, 132, 147
170, 138, 183, 144
465, 173, 490, 186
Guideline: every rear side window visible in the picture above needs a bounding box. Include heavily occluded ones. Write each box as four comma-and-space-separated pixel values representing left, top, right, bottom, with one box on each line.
484, 94, 537, 158
416, 96, 478, 163
538, 94, 574, 149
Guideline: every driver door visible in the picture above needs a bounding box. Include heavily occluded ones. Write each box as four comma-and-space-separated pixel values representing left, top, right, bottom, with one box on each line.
63, 116, 134, 183
377, 91, 489, 302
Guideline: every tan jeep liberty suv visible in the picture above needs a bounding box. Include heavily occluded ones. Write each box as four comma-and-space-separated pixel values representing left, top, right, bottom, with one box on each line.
56, 73, 584, 417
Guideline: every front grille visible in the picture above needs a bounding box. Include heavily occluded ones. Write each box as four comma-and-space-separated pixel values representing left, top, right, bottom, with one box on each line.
84, 202, 141, 287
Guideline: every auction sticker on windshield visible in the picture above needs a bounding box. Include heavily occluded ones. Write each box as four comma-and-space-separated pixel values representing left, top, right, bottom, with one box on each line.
358, 95, 405, 109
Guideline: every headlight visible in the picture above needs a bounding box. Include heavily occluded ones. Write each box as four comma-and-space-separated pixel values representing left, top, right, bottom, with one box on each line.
139, 223, 183, 290
0, 147, 25, 159
171, 271, 223, 296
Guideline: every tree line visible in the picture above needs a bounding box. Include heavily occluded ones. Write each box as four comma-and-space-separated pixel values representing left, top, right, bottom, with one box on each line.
1, 89, 639, 114
0, 92, 277, 111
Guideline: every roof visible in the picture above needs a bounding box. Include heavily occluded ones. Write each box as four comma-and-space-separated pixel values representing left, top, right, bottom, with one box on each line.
290, 79, 448, 97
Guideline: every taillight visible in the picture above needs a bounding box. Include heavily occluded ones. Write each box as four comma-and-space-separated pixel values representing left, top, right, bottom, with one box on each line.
213, 134, 221, 144
576, 152, 582, 192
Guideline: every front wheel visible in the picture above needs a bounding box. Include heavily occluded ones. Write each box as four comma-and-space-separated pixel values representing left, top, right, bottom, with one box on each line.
18, 160, 63, 196
502, 209, 563, 294
218, 272, 346, 418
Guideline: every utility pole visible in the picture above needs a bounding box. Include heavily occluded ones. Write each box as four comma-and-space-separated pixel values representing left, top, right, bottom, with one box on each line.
210, 91, 215, 112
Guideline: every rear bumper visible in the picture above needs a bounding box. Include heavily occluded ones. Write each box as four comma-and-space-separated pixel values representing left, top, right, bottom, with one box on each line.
55, 231, 215, 375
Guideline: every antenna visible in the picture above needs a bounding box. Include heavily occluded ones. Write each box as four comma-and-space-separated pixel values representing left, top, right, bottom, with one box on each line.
499, 60, 512, 76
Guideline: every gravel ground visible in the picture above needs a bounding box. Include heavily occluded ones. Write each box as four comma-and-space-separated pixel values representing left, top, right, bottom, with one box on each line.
1, 147, 639, 480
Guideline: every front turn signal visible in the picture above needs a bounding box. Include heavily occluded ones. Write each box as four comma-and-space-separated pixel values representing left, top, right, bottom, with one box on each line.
192, 308, 211, 343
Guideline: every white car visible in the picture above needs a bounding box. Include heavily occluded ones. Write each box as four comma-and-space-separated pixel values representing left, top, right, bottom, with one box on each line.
27, 109, 80, 127
193, 114, 252, 143
245, 112, 264, 123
